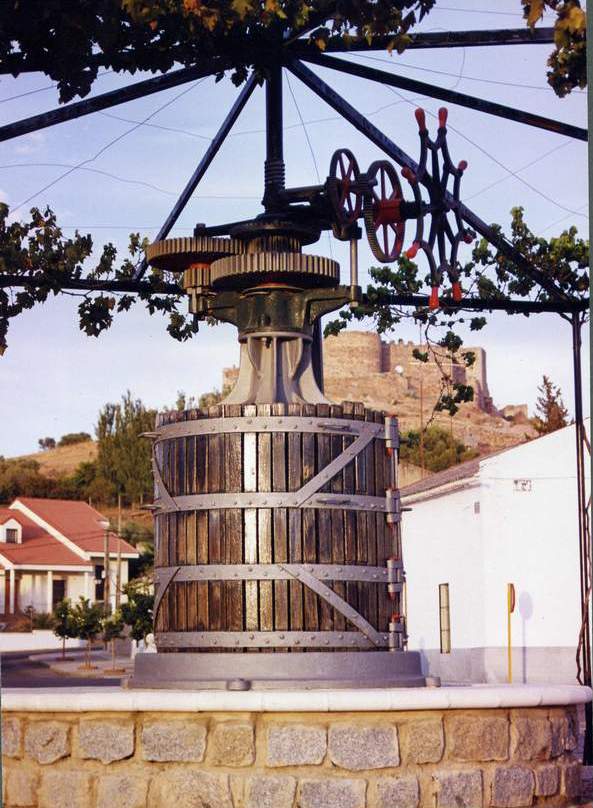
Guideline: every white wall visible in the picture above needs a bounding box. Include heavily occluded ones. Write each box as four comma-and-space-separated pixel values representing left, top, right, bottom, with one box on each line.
18, 574, 49, 613
0, 630, 84, 653
480, 426, 587, 651
402, 423, 590, 684
404, 482, 485, 652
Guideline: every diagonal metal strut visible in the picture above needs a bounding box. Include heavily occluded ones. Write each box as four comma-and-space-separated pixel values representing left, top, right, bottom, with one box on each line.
0, 62, 229, 144
134, 73, 259, 279
298, 52, 588, 141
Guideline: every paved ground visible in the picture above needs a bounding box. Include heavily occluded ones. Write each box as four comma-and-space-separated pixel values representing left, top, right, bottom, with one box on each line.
1, 652, 122, 688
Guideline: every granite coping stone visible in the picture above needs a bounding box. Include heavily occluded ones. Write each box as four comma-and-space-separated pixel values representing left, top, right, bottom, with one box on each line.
1, 685, 590, 713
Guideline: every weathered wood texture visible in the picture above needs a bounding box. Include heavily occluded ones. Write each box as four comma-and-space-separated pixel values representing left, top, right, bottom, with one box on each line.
154, 403, 401, 652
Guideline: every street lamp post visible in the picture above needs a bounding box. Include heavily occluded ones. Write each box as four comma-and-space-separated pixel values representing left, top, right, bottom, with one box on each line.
99, 519, 111, 615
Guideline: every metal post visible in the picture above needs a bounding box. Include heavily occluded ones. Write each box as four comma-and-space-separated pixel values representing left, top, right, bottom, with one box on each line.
103, 522, 111, 615
263, 61, 285, 212
116, 494, 122, 610
571, 313, 592, 762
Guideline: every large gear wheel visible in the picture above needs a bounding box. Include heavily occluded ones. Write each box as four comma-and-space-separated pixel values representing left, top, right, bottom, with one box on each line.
209, 252, 340, 290
145, 236, 242, 274
363, 161, 406, 263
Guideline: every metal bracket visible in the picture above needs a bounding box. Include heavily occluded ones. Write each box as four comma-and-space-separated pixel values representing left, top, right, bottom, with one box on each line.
154, 563, 400, 584
385, 415, 399, 450
155, 630, 384, 649
149, 416, 384, 439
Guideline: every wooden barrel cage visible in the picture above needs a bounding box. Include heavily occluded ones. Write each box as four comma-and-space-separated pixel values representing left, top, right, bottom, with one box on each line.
151, 402, 405, 654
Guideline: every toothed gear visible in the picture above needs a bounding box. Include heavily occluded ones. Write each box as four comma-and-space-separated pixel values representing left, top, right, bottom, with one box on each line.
209, 252, 340, 290
363, 160, 405, 263
145, 236, 243, 273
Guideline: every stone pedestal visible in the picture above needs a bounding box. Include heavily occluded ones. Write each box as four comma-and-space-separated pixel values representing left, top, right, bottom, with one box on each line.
2, 684, 590, 808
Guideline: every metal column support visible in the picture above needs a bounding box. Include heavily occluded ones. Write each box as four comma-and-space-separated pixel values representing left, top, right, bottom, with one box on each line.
263, 61, 286, 212
135, 74, 259, 279
572, 313, 592, 763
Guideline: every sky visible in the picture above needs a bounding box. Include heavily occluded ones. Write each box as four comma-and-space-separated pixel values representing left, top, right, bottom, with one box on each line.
0, 1, 589, 457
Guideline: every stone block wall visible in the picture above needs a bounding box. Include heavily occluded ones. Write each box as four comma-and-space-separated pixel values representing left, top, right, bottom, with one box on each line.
1, 705, 584, 808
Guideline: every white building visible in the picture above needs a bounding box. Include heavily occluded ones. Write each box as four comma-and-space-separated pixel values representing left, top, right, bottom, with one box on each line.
0, 497, 139, 616
401, 421, 590, 685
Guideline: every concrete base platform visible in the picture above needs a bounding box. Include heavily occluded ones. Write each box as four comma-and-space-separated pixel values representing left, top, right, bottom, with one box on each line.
129, 650, 431, 690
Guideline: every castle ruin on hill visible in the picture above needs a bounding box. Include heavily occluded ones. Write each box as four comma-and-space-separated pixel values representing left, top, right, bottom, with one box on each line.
223, 330, 535, 454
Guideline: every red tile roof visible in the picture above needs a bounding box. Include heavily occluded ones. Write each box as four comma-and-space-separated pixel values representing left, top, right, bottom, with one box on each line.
12, 498, 138, 557
0, 509, 91, 567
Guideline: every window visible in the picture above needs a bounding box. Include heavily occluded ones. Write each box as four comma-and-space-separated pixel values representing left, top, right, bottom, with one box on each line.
439, 583, 451, 654
5, 528, 18, 543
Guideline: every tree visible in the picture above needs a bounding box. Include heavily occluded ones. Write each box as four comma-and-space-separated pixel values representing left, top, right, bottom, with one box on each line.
532, 375, 570, 435
71, 596, 104, 670
38, 437, 56, 451
95, 391, 156, 506
399, 426, 478, 473
102, 610, 126, 673
120, 581, 154, 642
0, 2, 584, 102
58, 432, 92, 447
52, 598, 77, 661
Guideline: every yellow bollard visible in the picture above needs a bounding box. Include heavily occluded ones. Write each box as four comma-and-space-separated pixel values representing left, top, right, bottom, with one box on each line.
507, 583, 515, 683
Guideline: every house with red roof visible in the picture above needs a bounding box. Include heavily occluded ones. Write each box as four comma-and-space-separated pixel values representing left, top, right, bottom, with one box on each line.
0, 498, 139, 616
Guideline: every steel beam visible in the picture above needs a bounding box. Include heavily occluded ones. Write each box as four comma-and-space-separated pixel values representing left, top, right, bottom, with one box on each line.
377, 293, 588, 314
1, 273, 586, 314
291, 27, 557, 54
298, 52, 588, 141
286, 57, 572, 302
0, 62, 226, 143
134, 73, 258, 279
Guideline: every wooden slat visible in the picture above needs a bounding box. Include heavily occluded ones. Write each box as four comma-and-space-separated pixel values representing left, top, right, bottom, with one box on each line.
353, 402, 368, 627
195, 410, 209, 633
207, 404, 224, 634
365, 407, 378, 632
243, 404, 259, 636
374, 409, 389, 633
256, 404, 274, 640
330, 403, 346, 633
287, 403, 304, 639
271, 402, 289, 647
316, 403, 333, 632
224, 403, 243, 637
341, 401, 359, 630
301, 402, 318, 635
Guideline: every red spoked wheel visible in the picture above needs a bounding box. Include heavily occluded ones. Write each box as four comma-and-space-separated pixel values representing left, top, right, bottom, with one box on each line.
363, 160, 406, 263
327, 148, 363, 226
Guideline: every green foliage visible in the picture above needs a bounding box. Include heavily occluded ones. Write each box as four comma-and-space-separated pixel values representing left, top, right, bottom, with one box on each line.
0, 1, 584, 105
95, 391, 155, 506
120, 581, 154, 641
52, 598, 77, 640
0, 1, 435, 102
103, 610, 125, 642
400, 426, 479, 473
70, 597, 104, 641
0, 457, 54, 502
0, 204, 189, 354
532, 374, 570, 435
58, 432, 91, 447
523, 0, 587, 97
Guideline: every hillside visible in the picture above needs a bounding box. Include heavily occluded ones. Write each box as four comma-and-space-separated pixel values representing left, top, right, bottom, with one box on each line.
18, 440, 97, 475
